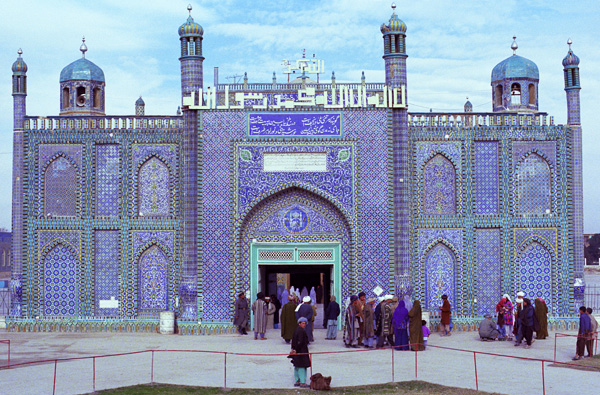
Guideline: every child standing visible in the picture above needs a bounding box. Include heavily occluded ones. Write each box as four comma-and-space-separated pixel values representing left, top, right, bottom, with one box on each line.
422, 320, 430, 349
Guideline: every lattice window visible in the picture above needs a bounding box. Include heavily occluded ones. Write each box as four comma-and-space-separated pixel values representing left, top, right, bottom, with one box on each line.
423, 154, 456, 215
44, 156, 78, 216
138, 157, 170, 216
515, 153, 551, 215
258, 250, 294, 260
298, 250, 333, 260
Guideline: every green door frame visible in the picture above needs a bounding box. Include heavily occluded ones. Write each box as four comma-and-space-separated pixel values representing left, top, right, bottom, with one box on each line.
250, 242, 342, 329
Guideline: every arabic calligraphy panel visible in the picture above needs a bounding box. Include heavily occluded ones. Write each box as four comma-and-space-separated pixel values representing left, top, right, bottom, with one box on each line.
248, 112, 342, 137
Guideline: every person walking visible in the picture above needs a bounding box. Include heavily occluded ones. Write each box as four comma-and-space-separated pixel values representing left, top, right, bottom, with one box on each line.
324, 295, 340, 339
357, 292, 366, 346
265, 296, 276, 330
439, 294, 451, 336
271, 294, 281, 329
392, 299, 409, 350
534, 297, 548, 339
513, 292, 525, 344
495, 298, 506, 338
573, 306, 591, 360
408, 299, 425, 351
289, 317, 311, 388
586, 308, 598, 357
252, 292, 268, 340
296, 296, 314, 342
519, 298, 535, 348
343, 295, 360, 347
363, 297, 376, 348
280, 294, 297, 344
233, 292, 249, 335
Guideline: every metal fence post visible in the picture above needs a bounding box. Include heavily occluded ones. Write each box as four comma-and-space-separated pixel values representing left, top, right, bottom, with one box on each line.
93, 357, 96, 393
224, 352, 227, 389
151, 350, 154, 384
414, 348, 418, 379
391, 346, 395, 382
473, 352, 478, 391
541, 360, 545, 395
53, 359, 58, 395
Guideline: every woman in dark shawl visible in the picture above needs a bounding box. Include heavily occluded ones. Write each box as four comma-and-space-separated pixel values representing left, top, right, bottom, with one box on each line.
393, 300, 409, 350
408, 299, 425, 351
534, 297, 548, 339
289, 317, 311, 388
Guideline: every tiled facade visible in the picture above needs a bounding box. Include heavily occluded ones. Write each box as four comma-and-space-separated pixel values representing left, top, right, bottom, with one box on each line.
7, 6, 584, 332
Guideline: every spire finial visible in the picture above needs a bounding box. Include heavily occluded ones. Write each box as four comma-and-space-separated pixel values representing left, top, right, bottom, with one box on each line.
17, 48, 23, 57
187, 4, 192, 15
567, 38, 572, 50
391, 2, 396, 13
80, 36, 88, 58
511, 36, 518, 55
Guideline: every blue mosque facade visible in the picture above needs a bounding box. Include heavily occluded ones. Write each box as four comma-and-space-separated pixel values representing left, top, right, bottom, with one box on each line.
7, 6, 584, 333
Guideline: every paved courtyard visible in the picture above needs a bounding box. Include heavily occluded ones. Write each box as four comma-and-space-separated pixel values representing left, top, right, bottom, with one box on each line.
0, 325, 597, 395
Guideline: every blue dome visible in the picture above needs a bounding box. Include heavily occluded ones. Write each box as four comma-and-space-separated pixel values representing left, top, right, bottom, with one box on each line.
179, 15, 203, 37
491, 54, 539, 82
12, 55, 27, 73
136, 96, 145, 106
60, 58, 105, 83
381, 13, 407, 34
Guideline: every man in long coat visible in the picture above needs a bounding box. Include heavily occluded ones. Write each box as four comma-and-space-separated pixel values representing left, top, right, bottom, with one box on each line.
252, 292, 268, 340
280, 294, 297, 343
376, 295, 395, 348
296, 296, 314, 342
534, 297, 548, 339
408, 299, 425, 351
233, 292, 249, 335
363, 297, 376, 348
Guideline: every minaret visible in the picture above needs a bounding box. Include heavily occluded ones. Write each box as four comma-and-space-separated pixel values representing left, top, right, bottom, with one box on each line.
135, 96, 145, 116
11, 49, 27, 315
563, 39, 584, 308
178, 4, 204, 319
12, 49, 27, 130
381, 3, 409, 291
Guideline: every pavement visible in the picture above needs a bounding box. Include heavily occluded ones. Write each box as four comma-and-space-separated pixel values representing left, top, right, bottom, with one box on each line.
0, 325, 598, 395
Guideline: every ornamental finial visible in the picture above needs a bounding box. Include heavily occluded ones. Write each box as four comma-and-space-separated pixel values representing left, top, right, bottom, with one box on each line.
187, 4, 192, 15
17, 48, 23, 57
567, 38, 572, 50
391, 2, 396, 13
80, 36, 88, 58
511, 36, 518, 55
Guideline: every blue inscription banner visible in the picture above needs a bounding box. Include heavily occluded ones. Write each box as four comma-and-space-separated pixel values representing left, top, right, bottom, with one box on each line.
248, 112, 342, 137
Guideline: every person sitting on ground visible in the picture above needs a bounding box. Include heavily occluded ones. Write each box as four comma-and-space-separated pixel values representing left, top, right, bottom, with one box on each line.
479, 313, 500, 341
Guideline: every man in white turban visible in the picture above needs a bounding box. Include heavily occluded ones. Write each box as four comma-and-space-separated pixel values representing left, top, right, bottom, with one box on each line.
296, 296, 314, 342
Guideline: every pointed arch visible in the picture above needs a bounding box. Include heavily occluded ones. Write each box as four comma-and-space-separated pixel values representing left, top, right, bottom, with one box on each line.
424, 242, 456, 309
515, 152, 552, 215
423, 154, 457, 215
138, 156, 170, 217
43, 154, 79, 216
138, 244, 169, 314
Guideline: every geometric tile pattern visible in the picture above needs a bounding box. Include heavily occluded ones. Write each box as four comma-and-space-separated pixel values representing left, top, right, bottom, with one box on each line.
43, 244, 78, 316
423, 154, 456, 214
514, 153, 552, 215
517, 242, 552, 305
44, 156, 78, 216
425, 243, 455, 309
94, 230, 119, 317
138, 157, 170, 216
95, 145, 120, 216
476, 229, 501, 315
474, 142, 499, 215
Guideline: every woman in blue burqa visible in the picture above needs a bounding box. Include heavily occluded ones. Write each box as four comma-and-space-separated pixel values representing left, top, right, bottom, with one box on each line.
392, 300, 409, 350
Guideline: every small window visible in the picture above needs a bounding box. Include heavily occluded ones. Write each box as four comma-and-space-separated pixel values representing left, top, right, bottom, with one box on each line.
62, 87, 70, 109
76, 86, 86, 107
511, 83, 521, 105
188, 39, 195, 56
495, 85, 503, 107
93, 87, 102, 108
528, 84, 536, 105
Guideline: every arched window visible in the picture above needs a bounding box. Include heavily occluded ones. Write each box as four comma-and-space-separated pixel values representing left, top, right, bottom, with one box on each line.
188, 38, 195, 56
423, 154, 456, 215
515, 153, 552, 215
93, 87, 102, 108
518, 242, 552, 306
62, 87, 70, 109
138, 157, 170, 216
511, 83, 521, 105
45, 156, 78, 216
44, 244, 78, 316
528, 84, 536, 105
138, 245, 169, 313
425, 243, 456, 309
495, 85, 503, 107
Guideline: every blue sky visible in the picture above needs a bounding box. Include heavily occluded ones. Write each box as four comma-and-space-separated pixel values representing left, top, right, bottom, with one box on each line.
0, 0, 599, 231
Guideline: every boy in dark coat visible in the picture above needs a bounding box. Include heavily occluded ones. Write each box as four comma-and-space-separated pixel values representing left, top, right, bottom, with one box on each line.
290, 317, 311, 388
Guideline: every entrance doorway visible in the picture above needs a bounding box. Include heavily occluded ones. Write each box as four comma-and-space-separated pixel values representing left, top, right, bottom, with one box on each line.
250, 243, 341, 329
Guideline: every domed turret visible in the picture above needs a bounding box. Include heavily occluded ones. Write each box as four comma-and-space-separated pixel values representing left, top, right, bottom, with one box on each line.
12, 49, 28, 73
135, 96, 145, 116
381, 3, 407, 57
59, 37, 106, 116
491, 37, 539, 113
464, 98, 473, 112
563, 39, 581, 126
562, 39, 580, 67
